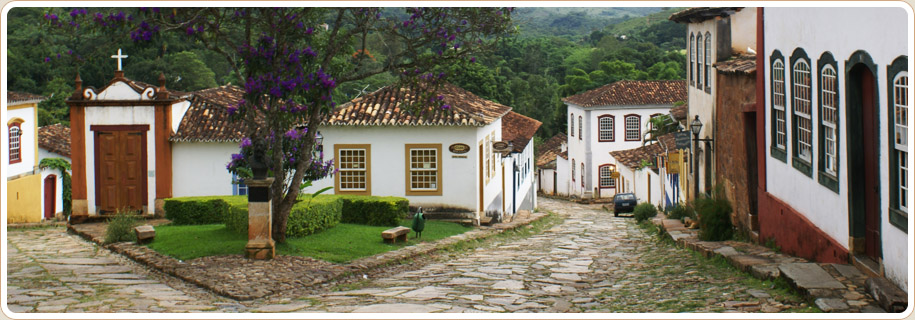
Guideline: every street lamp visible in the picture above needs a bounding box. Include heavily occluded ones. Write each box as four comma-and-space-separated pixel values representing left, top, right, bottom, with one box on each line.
314, 131, 324, 154
690, 115, 702, 200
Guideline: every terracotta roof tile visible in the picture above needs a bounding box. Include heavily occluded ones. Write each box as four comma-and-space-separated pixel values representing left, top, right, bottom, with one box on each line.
715, 54, 757, 74
171, 85, 247, 142
669, 7, 743, 23
609, 132, 679, 168
562, 80, 686, 108
536, 132, 566, 168
38, 124, 70, 157
7, 91, 45, 104
502, 112, 542, 153
670, 103, 688, 121
322, 82, 512, 127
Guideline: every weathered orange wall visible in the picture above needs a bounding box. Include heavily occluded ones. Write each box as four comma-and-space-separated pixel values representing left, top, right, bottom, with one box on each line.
7, 174, 42, 223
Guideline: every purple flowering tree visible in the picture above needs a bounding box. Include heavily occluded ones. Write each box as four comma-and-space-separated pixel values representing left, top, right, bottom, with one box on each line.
43, 7, 514, 242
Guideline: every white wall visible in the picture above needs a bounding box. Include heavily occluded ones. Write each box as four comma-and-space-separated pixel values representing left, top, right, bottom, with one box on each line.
566, 103, 674, 199
302, 124, 491, 213
539, 168, 555, 195
507, 141, 536, 214
687, 20, 718, 198
731, 8, 758, 54
765, 7, 909, 291
555, 156, 570, 196
38, 149, 69, 218
170, 100, 192, 133
84, 105, 157, 214
5, 106, 38, 177
172, 142, 238, 197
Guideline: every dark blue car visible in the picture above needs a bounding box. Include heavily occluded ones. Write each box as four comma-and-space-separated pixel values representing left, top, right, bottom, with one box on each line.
612, 193, 637, 217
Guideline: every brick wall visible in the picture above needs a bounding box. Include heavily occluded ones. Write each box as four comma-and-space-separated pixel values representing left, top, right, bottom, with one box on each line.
714, 72, 758, 236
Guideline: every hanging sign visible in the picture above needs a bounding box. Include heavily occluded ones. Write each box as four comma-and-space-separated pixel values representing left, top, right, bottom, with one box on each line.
449, 143, 470, 154
675, 132, 691, 150
667, 151, 681, 174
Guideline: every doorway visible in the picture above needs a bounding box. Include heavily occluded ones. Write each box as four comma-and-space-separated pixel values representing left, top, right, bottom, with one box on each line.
44, 175, 56, 220
94, 127, 147, 214
846, 58, 881, 260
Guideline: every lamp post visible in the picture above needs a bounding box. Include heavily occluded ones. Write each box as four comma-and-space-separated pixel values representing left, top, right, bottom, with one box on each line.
690, 115, 703, 200
314, 130, 324, 154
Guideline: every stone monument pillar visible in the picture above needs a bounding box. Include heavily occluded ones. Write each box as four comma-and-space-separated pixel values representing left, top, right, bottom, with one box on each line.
244, 177, 275, 260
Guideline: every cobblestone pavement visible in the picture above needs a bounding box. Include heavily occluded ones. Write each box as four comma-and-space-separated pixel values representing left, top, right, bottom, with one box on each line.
5, 197, 816, 313
261, 198, 815, 313
5, 227, 241, 313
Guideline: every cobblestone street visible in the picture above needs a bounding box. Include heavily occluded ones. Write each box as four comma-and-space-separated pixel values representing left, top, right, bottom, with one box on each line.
5, 197, 815, 313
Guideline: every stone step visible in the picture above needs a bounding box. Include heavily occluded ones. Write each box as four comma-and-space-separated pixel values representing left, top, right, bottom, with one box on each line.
865, 277, 908, 313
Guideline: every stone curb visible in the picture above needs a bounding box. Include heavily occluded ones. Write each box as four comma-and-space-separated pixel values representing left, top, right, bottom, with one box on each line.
649, 217, 895, 313
66, 211, 549, 301
7, 221, 68, 229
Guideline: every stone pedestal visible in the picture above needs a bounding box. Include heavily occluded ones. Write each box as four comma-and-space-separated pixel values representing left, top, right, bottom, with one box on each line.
244, 177, 275, 260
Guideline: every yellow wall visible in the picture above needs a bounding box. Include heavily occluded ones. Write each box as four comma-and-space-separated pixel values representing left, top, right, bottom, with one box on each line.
7, 174, 42, 223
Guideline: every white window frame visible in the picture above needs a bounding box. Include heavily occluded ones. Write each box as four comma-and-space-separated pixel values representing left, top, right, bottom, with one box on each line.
689, 33, 695, 86
599, 165, 616, 188
705, 32, 711, 90
821, 65, 838, 176
697, 34, 703, 89
773, 59, 787, 150
894, 73, 908, 211
9, 124, 21, 163
793, 59, 813, 163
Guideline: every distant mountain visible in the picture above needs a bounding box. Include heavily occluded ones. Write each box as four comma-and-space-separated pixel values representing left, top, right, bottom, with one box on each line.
512, 7, 665, 39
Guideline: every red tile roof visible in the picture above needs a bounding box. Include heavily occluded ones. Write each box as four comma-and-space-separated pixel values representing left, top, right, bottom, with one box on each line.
536, 132, 566, 168
322, 82, 512, 127
669, 7, 744, 23
669, 103, 688, 121
715, 54, 757, 74
171, 85, 247, 143
562, 80, 686, 108
502, 112, 542, 153
7, 91, 45, 104
609, 133, 679, 168
38, 124, 71, 157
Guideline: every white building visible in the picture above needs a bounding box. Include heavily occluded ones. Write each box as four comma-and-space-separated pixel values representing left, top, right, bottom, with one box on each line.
536, 133, 567, 196
5, 92, 44, 223
66, 63, 539, 224
561, 80, 686, 200
37, 123, 71, 219
671, 7, 758, 200
760, 7, 909, 292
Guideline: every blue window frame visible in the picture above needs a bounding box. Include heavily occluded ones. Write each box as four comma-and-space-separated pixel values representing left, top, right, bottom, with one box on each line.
232, 173, 248, 196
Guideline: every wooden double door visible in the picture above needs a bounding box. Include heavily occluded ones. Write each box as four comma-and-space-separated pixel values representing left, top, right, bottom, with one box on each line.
94, 126, 147, 214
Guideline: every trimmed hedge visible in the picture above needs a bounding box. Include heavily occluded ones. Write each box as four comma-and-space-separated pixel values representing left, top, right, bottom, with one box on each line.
336, 195, 409, 226
168, 194, 408, 237
164, 196, 243, 225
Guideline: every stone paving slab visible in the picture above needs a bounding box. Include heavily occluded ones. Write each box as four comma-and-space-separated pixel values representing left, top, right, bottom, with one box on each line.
779, 263, 846, 290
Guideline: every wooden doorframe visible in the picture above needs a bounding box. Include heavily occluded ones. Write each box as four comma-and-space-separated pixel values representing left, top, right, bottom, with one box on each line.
91, 124, 149, 213
479, 141, 484, 213
44, 175, 57, 219
844, 51, 881, 259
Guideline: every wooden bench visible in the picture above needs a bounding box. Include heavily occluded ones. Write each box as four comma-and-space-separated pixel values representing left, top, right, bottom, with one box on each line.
382, 226, 411, 243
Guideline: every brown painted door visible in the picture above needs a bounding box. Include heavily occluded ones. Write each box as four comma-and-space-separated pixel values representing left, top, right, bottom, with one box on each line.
44, 175, 56, 219
860, 69, 880, 259
97, 131, 145, 213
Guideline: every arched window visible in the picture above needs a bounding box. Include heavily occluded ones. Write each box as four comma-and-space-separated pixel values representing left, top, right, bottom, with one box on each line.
581, 163, 584, 188
705, 31, 712, 91
598, 115, 614, 142
697, 34, 703, 89
817, 52, 840, 193
9, 122, 22, 164
770, 50, 787, 162
599, 164, 616, 188
625, 114, 641, 141
791, 48, 813, 176
689, 33, 695, 86
887, 56, 908, 231
572, 159, 576, 182
570, 113, 574, 137
578, 116, 582, 140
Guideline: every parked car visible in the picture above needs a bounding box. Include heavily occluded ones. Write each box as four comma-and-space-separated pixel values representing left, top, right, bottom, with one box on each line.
612, 193, 637, 217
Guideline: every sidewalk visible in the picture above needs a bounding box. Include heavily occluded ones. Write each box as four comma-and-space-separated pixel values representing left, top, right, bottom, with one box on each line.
67, 210, 548, 301
651, 217, 907, 313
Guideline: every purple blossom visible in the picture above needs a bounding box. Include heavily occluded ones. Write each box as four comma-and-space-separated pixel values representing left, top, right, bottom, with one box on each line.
470, 57, 476, 63
442, 104, 451, 110
44, 57, 50, 63
231, 153, 244, 161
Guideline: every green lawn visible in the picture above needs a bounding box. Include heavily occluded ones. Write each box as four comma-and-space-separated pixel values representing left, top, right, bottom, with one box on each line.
146, 219, 472, 263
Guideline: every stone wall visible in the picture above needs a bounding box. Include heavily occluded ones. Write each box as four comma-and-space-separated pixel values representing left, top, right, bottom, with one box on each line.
714, 72, 758, 237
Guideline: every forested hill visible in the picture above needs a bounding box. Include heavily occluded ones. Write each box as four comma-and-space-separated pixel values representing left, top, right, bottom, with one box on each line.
6, 7, 686, 142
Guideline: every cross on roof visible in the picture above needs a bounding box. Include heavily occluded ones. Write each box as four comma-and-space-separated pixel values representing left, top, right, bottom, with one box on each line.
111, 48, 128, 71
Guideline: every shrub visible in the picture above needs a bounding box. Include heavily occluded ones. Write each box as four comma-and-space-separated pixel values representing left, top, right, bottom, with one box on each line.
285, 197, 343, 237
164, 196, 245, 225
105, 212, 141, 244
633, 203, 658, 222
694, 186, 734, 241
667, 203, 695, 220
337, 195, 409, 226
224, 204, 248, 234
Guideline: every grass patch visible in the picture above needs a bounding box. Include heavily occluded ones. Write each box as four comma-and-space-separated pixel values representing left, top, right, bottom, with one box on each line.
146, 219, 472, 263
